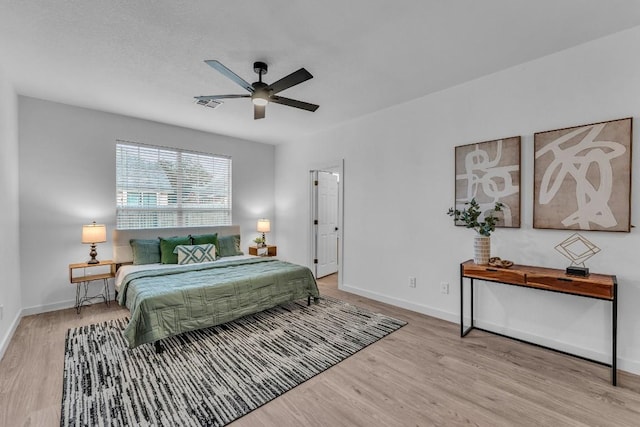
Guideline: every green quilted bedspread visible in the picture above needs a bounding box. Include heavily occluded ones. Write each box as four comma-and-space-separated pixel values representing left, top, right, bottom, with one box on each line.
117, 257, 320, 348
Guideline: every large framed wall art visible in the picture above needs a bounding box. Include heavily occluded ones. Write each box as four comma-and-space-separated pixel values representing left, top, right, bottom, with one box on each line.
454, 136, 521, 228
534, 117, 632, 232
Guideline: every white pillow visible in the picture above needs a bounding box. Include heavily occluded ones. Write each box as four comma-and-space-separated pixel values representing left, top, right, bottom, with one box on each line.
174, 244, 216, 265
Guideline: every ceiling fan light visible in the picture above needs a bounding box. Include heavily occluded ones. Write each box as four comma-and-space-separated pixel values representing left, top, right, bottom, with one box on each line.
252, 97, 268, 106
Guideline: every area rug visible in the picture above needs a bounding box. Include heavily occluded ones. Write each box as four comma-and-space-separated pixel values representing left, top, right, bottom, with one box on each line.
60, 297, 406, 426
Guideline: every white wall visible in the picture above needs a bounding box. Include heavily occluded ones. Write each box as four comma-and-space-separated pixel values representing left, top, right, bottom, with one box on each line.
275, 25, 640, 374
0, 65, 21, 360
18, 97, 275, 312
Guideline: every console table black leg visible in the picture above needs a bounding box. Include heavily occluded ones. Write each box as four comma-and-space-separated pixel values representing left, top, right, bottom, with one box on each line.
460, 265, 474, 337
460, 265, 464, 337
470, 278, 474, 330
612, 279, 618, 386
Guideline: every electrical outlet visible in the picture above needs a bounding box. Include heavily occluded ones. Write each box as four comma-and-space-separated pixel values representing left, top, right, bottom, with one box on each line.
440, 282, 449, 294
408, 277, 417, 288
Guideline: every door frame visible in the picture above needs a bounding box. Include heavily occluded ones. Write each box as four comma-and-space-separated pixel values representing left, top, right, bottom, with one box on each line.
309, 159, 344, 288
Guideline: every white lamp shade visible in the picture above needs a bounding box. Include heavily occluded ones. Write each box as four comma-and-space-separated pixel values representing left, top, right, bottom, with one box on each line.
257, 218, 271, 233
82, 222, 107, 244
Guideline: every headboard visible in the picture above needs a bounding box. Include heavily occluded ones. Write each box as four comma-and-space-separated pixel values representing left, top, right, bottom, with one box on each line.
112, 225, 241, 264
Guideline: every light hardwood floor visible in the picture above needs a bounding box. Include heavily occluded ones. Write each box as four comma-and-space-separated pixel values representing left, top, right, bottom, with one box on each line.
2, 273, 640, 426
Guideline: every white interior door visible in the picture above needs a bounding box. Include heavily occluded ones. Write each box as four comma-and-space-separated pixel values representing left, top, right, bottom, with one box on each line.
315, 171, 339, 278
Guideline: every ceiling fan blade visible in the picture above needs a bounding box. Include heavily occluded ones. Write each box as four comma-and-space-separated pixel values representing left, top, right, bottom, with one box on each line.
267, 68, 313, 94
195, 94, 250, 100
270, 95, 319, 112
254, 104, 266, 120
204, 60, 254, 93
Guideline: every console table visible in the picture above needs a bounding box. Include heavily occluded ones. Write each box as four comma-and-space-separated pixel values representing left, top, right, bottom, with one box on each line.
460, 260, 617, 385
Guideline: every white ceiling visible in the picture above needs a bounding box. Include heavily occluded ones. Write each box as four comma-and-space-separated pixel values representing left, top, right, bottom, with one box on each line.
2, 1, 640, 145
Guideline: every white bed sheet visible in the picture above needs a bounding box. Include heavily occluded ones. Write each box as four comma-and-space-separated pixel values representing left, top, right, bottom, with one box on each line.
114, 255, 257, 292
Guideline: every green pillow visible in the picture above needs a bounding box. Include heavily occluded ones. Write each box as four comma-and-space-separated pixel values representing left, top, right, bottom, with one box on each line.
190, 233, 219, 256
159, 236, 191, 264
217, 234, 243, 257
130, 239, 161, 265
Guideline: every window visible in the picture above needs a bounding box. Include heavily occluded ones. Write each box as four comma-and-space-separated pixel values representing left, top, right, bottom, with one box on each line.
116, 141, 232, 229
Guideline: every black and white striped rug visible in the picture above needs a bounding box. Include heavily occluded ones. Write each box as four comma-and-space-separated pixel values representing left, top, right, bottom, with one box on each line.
61, 297, 406, 426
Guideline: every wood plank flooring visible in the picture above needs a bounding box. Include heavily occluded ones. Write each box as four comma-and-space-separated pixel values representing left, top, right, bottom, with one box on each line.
2, 273, 640, 426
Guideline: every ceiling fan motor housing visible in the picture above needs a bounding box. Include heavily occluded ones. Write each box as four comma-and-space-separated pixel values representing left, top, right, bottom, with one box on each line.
253, 61, 268, 75
251, 81, 270, 105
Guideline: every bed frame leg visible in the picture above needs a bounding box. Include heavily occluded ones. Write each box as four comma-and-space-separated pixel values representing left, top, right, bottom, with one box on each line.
154, 341, 164, 354
307, 296, 311, 306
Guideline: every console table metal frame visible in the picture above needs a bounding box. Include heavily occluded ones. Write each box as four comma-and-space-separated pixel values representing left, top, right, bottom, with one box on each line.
459, 260, 617, 386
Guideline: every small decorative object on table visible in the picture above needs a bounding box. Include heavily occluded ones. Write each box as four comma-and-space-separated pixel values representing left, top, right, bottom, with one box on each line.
447, 199, 504, 265
488, 257, 514, 268
253, 236, 265, 248
555, 233, 601, 277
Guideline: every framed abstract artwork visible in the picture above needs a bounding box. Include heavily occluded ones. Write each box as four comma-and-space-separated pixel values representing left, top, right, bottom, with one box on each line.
454, 136, 521, 228
534, 117, 632, 232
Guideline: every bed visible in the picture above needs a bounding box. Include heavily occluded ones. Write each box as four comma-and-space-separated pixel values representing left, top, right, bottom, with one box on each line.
113, 225, 320, 349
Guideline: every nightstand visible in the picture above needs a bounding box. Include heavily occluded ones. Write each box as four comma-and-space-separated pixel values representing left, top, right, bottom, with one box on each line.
248, 245, 277, 257
69, 260, 116, 314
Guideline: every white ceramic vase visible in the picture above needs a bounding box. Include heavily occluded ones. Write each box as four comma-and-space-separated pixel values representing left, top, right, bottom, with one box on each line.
474, 235, 490, 264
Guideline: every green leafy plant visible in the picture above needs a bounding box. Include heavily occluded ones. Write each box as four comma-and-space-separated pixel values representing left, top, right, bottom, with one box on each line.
447, 199, 504, 237
253, 236, 264, 244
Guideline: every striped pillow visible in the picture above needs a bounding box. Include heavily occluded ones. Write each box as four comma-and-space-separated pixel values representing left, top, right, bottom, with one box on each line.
174, 244, 217, 265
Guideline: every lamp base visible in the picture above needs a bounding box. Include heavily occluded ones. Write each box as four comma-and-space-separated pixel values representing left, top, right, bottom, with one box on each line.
88, 244, 100, 264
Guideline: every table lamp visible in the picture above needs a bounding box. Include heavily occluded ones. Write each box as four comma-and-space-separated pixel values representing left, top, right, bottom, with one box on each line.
257, 218, 270, 247
82, 221, 107, 264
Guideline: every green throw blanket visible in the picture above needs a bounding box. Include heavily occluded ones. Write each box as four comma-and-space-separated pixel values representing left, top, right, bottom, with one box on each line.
117, 257, 320, 348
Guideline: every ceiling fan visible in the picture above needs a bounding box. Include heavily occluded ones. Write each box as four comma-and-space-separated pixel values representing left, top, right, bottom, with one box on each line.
195, 60, 319, 120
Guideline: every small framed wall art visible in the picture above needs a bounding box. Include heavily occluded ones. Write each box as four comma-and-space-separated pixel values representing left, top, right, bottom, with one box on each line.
534, 117, 632, 232
454, 136, 521, 228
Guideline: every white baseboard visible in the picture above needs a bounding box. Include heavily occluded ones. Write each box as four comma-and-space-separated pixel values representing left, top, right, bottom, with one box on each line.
340, 283, 459, 323
1, 298, 104, 362
21, 299, 75, 317
0, 309, 23, 363
340, 283, 640, 377
472, 319, 640, 376
472, 319, 609, 362
619, 357, 640, 376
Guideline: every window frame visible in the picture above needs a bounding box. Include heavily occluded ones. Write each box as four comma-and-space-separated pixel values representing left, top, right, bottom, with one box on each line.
116, 140, 232, 230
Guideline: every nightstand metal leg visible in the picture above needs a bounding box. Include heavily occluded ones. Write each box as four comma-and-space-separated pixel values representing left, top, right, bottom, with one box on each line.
103, 278, 110, 306
75, 283, 81, 314
75, 279, 111, 314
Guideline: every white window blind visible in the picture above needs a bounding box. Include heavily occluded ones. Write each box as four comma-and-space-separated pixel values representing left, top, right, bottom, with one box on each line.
116, 141, 232, 229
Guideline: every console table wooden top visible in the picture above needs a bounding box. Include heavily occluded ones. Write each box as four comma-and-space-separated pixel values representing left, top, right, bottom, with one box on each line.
461, 259, 615, 300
